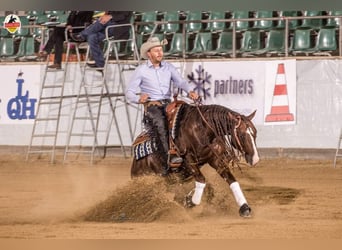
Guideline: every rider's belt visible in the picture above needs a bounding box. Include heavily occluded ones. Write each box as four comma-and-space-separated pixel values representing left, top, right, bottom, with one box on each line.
144, 99, 171, 109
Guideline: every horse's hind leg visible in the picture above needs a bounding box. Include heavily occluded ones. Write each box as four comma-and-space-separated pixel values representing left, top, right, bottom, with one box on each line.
219, 168, 252, 217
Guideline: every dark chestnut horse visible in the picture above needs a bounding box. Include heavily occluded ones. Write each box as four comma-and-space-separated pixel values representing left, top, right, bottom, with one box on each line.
131, 99, 259, 217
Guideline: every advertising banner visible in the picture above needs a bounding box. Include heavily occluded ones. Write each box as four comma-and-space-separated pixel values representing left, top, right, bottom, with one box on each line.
179, 59, 296, 125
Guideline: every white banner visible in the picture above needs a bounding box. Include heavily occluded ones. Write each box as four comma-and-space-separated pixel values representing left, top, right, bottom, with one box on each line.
177, 59, 297, 125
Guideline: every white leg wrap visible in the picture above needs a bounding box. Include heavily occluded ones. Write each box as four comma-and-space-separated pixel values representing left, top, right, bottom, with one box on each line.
191, 181, 206, 205
230, 181, 247, 207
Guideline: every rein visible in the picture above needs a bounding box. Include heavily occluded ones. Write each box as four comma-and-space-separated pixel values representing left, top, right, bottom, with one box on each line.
193, 99, 242, 164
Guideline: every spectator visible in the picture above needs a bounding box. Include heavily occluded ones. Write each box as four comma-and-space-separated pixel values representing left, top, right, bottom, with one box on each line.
71, 11, 133, 69
38, 11, 94, 69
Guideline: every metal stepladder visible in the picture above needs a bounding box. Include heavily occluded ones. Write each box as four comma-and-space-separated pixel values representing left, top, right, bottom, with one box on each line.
26, 26, 87, 163
333, 128, 342, 168
63, 23, 140, 164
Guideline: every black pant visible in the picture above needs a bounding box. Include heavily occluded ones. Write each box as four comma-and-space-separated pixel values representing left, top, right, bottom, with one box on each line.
44, 26, 84, 64
145, 105, 169, 164
43, 26, 65, 64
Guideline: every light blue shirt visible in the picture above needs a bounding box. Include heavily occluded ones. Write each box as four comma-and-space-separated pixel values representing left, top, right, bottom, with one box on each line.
125, 60, 193, 104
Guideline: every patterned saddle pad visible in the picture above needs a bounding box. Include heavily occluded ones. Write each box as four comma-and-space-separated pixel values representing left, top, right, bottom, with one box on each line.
132, 132, 157, 160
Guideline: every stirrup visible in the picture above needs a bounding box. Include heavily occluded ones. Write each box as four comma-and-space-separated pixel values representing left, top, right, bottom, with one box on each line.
168, 154, 183, 168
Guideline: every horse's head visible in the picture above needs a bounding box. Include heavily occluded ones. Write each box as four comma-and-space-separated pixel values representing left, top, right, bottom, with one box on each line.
229, 110, 259, 166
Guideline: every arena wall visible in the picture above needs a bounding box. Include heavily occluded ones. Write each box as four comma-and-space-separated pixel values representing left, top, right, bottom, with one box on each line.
0, 59, 341, 156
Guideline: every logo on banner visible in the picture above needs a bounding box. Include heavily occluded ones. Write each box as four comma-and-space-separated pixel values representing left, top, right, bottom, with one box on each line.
187, 65, 254, 100
265, 63, 294, 122
3, 14, 21, 34
187, 65, 212, 99
7, 71, 37, 120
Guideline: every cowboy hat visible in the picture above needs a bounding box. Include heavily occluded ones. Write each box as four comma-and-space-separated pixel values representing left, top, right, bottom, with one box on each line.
140, 37, 168, 59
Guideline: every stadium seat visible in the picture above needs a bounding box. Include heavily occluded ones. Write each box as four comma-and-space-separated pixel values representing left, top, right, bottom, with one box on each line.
290, 28, 315, 55
185, 11, 203, 33
313, 27, 337, 56
325, 10, 342, 28
188, 32, 213, 56
26, 10, 45, 21
138, 11, 158, 35
300, 10, 324, 29
56, 13, 69, 24
34, 13, 50, 25
229, 11, 250, 31
125, 33, 143, 59
164, 32, 189, 57
211, 31, 233, 56
238, 29, 262, 56
276, 11, 300, 29
0, 37, 15, 60
0, 16, 10, 37
257, 29, 286, 56
205, 11, 227, 32
15, 36, 38, 61
160, 11, 180, 34
15, 16, 30, 37
252, 10, 274, 30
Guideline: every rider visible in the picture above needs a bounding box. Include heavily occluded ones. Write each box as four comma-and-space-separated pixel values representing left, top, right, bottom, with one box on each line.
125, 36, 199, 176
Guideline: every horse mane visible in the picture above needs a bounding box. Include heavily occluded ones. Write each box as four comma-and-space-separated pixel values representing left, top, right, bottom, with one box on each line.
178, 103, 244, 166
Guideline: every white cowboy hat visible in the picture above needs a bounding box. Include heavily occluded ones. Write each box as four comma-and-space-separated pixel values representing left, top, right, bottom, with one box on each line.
140, 37, 168, 59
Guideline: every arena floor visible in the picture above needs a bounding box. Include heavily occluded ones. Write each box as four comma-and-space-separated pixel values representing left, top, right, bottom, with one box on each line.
0, 149, 342, 239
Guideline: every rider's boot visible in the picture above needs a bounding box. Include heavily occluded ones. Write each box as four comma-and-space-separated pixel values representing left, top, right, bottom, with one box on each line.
161, 165, 170, 177
168, 148, 183, 167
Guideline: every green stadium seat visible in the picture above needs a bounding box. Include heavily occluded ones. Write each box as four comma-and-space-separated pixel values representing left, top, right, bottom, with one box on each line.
164, 32, 189, 57
160, 11, 180, 34
252, 10, 274, 30
188, 32, 213, 56
276, 11, 300, 29
257, 29, 286, 56
229, 11, 250, 31
205, 11, 227, 32
15, 16, 30, 37
138, 11, 158, 35
325, 11, 342, 28
211, 31, 233, 56
238, 29, 262, 56
300, 11, 324, 29
290, 28, 315, 55
185, 11, 203, 33
15, 36, 38, 61
0, 37, 15, 60
313, 27, 337, 55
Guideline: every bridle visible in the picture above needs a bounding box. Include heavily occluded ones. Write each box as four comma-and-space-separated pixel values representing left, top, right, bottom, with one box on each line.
233, 116, 244, 152
193, 100, 246, 156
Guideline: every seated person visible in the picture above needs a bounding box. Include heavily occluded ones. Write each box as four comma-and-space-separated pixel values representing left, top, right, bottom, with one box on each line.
71, 11, 133, 69
39, 11, 94, 69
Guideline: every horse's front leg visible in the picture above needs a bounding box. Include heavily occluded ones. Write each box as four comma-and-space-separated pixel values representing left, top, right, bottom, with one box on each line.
219, 168, 252, 217
184, 163, 206, 208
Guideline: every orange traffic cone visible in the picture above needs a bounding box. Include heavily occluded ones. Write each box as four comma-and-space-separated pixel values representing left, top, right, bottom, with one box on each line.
265, 63, 294, 122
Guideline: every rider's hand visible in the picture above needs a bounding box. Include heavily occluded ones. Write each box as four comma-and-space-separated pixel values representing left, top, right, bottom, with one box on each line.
139, 93, 149, 104
188, 91, 199, 101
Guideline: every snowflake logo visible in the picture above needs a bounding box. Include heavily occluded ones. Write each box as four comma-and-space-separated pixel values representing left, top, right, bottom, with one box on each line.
187, 65, 211, 100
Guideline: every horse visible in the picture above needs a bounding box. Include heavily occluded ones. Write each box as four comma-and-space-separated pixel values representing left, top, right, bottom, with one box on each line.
130, 98, 259, 217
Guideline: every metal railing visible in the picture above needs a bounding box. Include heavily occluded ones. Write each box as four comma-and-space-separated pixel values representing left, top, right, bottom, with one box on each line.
134, 14, 342, 59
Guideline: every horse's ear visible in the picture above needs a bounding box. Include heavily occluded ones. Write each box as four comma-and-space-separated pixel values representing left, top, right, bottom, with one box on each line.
246, 110, 257, 120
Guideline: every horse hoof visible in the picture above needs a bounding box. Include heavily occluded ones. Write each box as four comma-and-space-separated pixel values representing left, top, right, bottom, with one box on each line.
183, 190, 196, 208
239, 203, 252, 217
